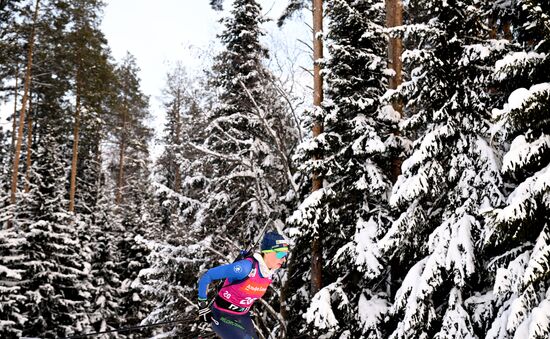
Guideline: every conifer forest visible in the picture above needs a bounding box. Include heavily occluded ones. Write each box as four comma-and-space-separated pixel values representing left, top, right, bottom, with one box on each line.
0, 0, 549, 338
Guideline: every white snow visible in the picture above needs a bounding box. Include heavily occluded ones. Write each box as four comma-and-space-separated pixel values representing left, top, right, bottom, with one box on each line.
502, 134, 550, 175
378, 104, 402, 123
288, 187, 328, 230
0, 264, 22, 280
492, 82, 550, 121
528, 299, 550, 338
493, 163, 550, 225
494, 52, 546, 81
358, 292, 389, 334
305, 283, 342, 331
353, 218, 383, 278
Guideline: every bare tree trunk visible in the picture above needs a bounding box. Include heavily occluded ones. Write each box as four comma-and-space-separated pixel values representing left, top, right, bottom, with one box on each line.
489, 16, 497, 39
12, 67, 19, 150
24, 94, 33, 193
69, 65, 82, 213
503, 21, 512, 41
174, 90, 182, 193
386, 0, 404, 184
10, 0, 40, 208
311, 0, 324, 297
385, 0, 404, 300
386, 0, 403, 94
116, 108, 127, 205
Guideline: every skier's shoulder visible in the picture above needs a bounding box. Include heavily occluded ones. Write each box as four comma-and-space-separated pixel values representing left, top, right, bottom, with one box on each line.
230, 257, 254, 277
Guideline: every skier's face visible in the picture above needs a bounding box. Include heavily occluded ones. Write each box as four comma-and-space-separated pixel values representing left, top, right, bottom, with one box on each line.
263, 250, 288, 269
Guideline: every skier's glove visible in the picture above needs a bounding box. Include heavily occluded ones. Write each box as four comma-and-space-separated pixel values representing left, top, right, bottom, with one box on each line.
198, 299, 211, 323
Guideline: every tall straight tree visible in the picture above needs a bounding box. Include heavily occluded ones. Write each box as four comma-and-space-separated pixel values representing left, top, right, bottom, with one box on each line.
158, 63, 188, 195
107, 54, 156, 330
277, 0, 327, 311
385, 0, 404, 183
10, 0, 40, 208
310, 0, 324, 297
110, 54, 149, 206
65, 0, 113, 213
23, 93, 34, 193
288, 0, 394, 337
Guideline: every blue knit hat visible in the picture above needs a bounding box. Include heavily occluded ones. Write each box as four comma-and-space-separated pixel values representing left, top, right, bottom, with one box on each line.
261, 231, 289, 252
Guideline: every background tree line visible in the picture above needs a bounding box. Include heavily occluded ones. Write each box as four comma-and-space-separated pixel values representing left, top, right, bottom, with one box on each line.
1, 0, 549, 338
1, 0, 156, 337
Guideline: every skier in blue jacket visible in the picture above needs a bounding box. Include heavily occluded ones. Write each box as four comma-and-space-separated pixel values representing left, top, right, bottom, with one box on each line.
197, 231, 289, 339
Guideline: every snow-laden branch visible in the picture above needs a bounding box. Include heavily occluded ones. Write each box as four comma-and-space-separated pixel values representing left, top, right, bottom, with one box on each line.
238, 81, 299, 194
187, 141, 252, 168
257, 297, 287, 338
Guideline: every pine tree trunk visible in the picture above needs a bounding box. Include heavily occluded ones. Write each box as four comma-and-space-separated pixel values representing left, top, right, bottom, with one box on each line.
12, 67, 19, 151
69, 65, 82, 213
503, 21, 512, 41
386, 0, 403, 93
10, 0, 40, 207
311, 0, 324, 296
174, 91, 182, 193
386, 0, 404, 184
95, 141, 102, 203
116, 108, 127, 205
386, 0, 404, 300
24, 94, 33, 193
489, 16, 497, 39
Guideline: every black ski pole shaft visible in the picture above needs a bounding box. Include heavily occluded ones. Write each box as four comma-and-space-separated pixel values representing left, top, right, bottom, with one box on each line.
249, 218, 272, 252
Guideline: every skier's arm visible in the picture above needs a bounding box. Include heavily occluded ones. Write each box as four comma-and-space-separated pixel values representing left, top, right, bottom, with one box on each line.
198, 259, 253, 300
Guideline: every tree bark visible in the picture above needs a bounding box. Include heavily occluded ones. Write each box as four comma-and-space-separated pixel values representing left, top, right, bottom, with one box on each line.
174, 90, 182, 193
24, 94, 33, 193
386, 0, 403, 94
69, 64, 82, 213
116, 107, 127, 205
10, 0, 40, 207
12, 67, 19, 151
386, 0, 404, 184
311, 0, 324, 297
488, 16, 497, 39
503, 21, 512, 41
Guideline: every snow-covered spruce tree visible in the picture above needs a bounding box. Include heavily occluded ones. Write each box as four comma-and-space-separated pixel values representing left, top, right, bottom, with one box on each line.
375, 1, 507, 337
141, 65, 220, 337
0, 129, 8, 190
285, 0, 393, 337
0, 227, 27, 338
198, 0, 299, 246
155, 64, 211, 235
17, 133, 92, 338
116, 155, 158, 334
0, 130, 11, 220
103, 55, 156, 334
481, 1, 550, 338
155, 64, 187, 234
87, 178, 124, 335
138, 234, 218, 337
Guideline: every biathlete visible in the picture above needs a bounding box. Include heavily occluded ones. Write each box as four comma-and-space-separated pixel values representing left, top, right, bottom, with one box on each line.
197, 231, 289, 339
